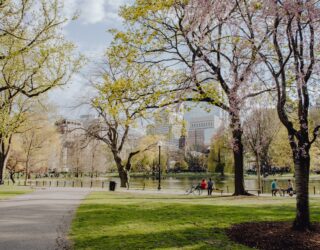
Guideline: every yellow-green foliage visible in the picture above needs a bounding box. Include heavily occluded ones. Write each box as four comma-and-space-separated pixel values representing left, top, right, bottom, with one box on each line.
311, 144, 320, 170
112, 0, 225, 109
310, 108, 320, 169
131, 135, 165, 172
120, 0, 185, 21
208, 128, 234, 173
269, 126, 293, 169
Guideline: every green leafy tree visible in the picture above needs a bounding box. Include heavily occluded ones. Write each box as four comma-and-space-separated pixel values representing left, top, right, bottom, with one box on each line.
243, 108, 280, 188
208, 126, 233, 174
260, 0, 320, 230
87, 48, 162, 188
116, 0, 273, 195
269, 126, 294, 170
0, 0, 82, 183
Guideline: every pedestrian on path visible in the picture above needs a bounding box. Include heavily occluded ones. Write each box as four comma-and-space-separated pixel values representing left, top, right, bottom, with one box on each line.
207, 178, 214, 195
271, 179, 280, 196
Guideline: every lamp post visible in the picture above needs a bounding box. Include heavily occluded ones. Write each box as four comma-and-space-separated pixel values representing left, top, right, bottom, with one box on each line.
157, 141, 162, 190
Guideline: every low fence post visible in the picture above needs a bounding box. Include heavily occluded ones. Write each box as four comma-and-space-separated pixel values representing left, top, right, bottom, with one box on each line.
227, 186, 229, 193
314, 186, 316, 195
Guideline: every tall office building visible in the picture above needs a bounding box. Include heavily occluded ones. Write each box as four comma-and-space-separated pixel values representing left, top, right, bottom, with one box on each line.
184, 105, 224, 149
146, 108, 183, 149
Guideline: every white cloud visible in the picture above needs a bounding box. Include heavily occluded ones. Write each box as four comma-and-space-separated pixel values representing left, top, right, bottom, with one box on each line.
63, 0, 131, 25
63, 0, 77, 18
106, 0, 128, 8
81, 0, 106, 24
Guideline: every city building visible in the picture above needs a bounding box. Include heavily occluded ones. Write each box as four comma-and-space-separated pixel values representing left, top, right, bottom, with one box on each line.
187, 129, 205, 151
55, 115, 108, 174
184, 105, 224, 150
146, 105, 225, 152
146, 109, 183, 149
55, 119, 83, 173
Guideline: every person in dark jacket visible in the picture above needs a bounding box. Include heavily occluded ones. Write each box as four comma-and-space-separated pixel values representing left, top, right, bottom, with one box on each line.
207, 178, 214, 195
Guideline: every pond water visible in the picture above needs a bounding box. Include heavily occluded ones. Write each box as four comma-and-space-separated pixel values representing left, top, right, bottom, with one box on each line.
25, 174, 320, 194
118, 175, 320, 194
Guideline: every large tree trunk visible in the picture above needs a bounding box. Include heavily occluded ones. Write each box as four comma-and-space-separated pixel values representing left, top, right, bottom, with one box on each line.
293, 150, 311, 230
232, 129, 246, 195
0, 151, 9, 185
0, 154, 5, 185
230, 109, 247, 195
119, 168, 129, 188
112, 152, 130, 188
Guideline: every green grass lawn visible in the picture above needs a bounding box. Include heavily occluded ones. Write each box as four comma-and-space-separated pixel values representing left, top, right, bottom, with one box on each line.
70, 192, 320, 250
0, 185, 33, 199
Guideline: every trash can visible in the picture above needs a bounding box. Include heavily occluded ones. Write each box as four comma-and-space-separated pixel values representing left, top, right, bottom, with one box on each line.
109, 181, 116, 191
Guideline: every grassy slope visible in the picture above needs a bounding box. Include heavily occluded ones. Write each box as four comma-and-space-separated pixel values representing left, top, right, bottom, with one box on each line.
0, 185, 33, 199
70, 192, 320, 250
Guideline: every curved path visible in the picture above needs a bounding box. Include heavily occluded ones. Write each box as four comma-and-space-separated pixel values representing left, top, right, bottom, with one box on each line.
0, 188, 89, 250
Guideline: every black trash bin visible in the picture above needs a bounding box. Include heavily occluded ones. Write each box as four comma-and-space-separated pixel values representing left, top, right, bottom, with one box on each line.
109, 181, 116, 191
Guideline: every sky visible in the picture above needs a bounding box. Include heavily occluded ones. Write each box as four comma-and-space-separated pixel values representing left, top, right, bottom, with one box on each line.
48, 0, 223, 136
49, 0, 132, 118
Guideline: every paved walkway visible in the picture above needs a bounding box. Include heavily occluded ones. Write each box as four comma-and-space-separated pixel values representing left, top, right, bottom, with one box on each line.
0, 188, 89, 250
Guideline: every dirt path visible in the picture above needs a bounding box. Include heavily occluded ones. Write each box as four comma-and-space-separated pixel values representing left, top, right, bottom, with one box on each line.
0, 188, 89, 250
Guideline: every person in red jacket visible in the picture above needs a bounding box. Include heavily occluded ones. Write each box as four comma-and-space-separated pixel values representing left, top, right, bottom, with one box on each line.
200, 179, 207, 190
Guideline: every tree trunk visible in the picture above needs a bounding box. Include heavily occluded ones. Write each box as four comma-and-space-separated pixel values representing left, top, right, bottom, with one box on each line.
119, 168, 129, 188
9, 172, 15, 184
230, 113, 247, 195
255, 153, 261, 191
0, 153, 5, 185
232, 132, 246, 195
0, 150, 9, 185
293, 150, 311, 230
25, 161, 29, 186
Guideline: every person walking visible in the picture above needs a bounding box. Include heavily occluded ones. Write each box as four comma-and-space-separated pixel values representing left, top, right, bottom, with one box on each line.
271, 179, 279, 196
207, 178, 214, 195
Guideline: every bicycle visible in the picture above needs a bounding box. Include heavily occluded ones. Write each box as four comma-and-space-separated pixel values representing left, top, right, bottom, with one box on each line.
185, 184, 202, 195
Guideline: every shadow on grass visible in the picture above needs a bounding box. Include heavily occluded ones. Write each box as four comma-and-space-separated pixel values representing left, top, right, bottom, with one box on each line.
72, 203, 304, 250
71, 192, 320, 250
74, 226, 240, 250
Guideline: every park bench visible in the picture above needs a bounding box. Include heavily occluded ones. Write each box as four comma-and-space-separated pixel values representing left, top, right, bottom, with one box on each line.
245, 189, 261, 196
186, 185, 224, 196
212, 188, 224, 196
280, 189, 296, 197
